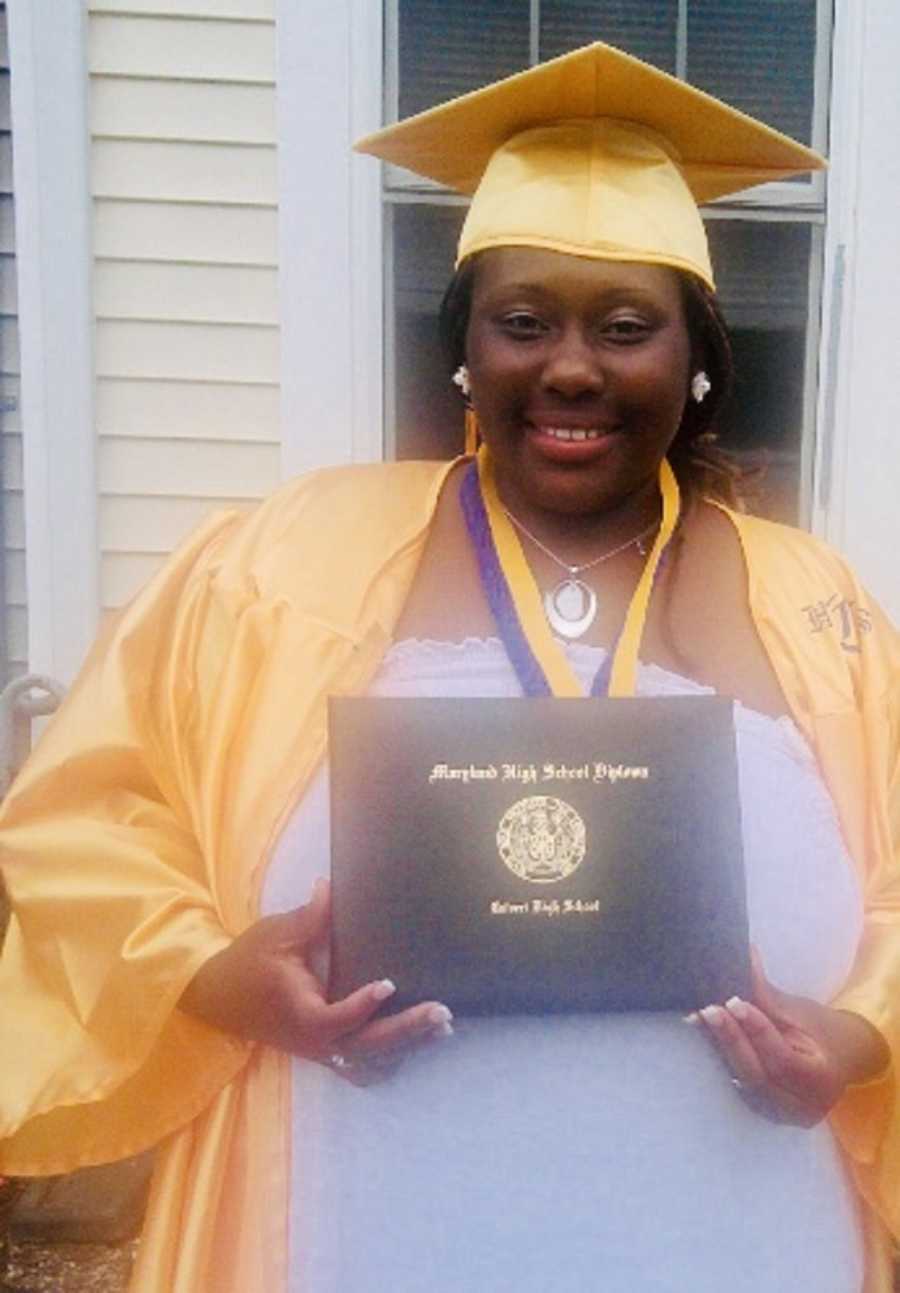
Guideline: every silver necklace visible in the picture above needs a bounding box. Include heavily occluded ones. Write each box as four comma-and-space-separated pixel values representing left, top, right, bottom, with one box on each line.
502, 508, 659, 640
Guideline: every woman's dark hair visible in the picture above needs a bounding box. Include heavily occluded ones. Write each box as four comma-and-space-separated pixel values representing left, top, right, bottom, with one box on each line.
439, 255, 743, 508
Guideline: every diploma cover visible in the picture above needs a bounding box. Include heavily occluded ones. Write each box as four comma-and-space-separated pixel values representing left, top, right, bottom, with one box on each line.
328, 696, 750, 1014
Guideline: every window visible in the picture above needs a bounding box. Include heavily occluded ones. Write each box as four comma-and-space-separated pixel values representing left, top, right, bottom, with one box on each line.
382, 0, 831, 524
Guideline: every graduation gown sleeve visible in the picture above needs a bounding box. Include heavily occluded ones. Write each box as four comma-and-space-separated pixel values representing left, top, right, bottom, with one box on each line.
0, 510, 253, 1173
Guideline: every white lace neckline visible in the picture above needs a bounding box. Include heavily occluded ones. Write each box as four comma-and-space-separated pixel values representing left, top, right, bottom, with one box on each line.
381, 635, 812, 768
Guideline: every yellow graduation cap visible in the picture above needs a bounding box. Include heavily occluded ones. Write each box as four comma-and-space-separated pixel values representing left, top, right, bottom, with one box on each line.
355, 41, 825, 290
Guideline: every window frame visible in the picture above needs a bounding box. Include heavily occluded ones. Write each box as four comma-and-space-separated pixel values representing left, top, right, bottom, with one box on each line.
383, 0, 832, 210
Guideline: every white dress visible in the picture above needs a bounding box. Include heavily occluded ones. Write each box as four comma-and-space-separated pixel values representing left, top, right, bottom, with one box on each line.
263, 638, 865, 1292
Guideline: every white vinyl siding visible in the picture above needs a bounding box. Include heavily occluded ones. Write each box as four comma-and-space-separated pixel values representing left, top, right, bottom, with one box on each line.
90, 0, 275, 15
88, 0, 280, 613
90, 14, 275, 82
0, 2, 24, 681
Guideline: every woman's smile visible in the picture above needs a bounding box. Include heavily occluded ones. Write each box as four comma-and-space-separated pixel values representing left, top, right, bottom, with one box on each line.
525, 419, 621, 463
535, 426, 608, 442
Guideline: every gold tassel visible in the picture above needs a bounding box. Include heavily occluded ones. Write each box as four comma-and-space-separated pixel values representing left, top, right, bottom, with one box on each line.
464, 406, 480, 456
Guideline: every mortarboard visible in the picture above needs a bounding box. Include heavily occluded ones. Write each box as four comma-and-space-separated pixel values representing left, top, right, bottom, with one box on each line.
355, 41, 826, 290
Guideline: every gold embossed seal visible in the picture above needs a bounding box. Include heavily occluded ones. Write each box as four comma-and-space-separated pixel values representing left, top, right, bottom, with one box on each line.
496, 795, 586, 884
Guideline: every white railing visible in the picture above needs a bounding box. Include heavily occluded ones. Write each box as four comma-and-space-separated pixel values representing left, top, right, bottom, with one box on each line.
0, 674, 66, 798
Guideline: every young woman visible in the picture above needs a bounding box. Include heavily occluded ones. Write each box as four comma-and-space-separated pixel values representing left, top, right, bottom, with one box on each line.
2, 41, 898, 1293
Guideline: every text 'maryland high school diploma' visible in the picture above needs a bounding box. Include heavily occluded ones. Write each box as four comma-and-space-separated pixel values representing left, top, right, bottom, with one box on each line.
328, 696, 750, 1015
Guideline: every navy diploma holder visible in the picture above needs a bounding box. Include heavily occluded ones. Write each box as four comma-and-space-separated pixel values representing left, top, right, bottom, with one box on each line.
328, 695, 750, 1015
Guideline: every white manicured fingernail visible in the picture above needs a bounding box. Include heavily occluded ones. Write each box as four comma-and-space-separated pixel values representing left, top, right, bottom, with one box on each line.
682, 1012, 700, 1026
700, 1005, 725, 1027
371, 979, 396, 1001
427, 1004, 453, 1027
433, 1021, 454, 1038
725, 996, 748, 1019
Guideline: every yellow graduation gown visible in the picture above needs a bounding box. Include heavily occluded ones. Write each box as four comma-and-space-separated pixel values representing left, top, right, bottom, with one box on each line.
0, 459, 898, 1291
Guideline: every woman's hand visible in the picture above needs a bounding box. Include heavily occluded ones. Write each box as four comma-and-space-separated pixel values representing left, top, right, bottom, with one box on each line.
179, 879, 453, 1085
691, 950, 889, 1126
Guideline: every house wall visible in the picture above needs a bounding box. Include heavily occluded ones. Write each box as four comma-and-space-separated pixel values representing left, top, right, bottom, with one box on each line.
89, 0, 281, 612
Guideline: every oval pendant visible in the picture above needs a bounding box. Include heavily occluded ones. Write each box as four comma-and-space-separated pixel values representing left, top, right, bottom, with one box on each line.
543, 578, 598, 640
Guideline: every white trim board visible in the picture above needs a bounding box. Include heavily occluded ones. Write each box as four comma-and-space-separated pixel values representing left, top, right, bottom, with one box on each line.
7, 0, 98, 683
276, 0, 383, 477
813, 0, 900, 619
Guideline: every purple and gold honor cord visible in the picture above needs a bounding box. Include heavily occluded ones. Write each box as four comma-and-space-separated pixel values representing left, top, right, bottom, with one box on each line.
460, 445, 681, 699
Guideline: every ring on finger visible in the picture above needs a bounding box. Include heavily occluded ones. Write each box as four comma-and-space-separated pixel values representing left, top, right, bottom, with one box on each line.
326, 1052, 355, 1071
326, 1050, 396, 1074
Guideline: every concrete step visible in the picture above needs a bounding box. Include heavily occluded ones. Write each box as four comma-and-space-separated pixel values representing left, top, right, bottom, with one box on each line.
5, 1155, 152, 1246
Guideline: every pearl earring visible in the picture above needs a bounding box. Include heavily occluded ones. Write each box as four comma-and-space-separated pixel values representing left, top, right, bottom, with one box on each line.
691, 371, 711, 403
452, 365, 479, 454
452, 364, 471, 399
